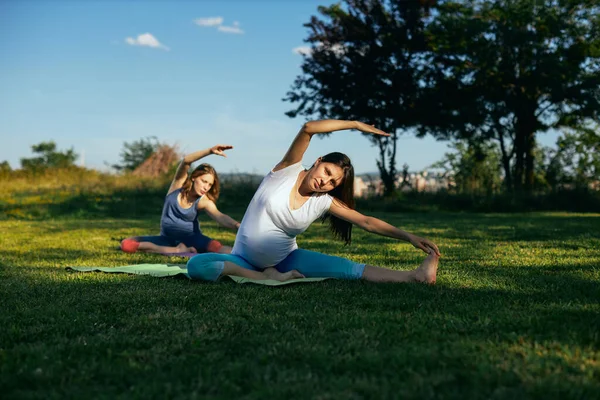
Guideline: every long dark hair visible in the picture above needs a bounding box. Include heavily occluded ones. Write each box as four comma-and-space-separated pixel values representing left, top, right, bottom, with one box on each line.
317, 152, 355, 245
180, 163, 220, 202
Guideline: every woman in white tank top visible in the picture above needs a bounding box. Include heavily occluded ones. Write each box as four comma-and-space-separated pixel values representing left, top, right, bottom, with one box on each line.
187, 120, 441, 284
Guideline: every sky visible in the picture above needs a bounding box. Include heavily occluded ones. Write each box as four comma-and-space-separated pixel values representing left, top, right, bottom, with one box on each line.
0, 0, 562, 175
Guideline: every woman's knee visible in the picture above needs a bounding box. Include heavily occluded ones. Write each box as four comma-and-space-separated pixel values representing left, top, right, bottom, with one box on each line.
279, 249, 365, 279
187, 253, 255, 281
186, 254, 228, 281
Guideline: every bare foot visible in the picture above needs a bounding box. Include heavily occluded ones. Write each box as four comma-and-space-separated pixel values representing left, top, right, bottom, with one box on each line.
263, 267, 305, 282
175, 243, 197, 253
414, 251, 439, 284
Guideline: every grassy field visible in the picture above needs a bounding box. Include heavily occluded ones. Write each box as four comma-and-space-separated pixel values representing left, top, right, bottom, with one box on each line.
0, 173, 599, 399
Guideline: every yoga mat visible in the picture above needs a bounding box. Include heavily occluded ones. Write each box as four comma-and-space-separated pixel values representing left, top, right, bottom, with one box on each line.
66, 264, 330, 286
158, 252, 198, 258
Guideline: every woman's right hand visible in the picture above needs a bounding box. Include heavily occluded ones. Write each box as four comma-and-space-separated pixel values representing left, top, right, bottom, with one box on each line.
354, 121, 390, 137
408, 234, 441, 256
210, 144, 233, 157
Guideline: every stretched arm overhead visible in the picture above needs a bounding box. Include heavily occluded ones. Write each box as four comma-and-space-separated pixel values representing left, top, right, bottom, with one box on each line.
168, 144, 233, 193
329, 200, 441, 256
274, 120, 389, 172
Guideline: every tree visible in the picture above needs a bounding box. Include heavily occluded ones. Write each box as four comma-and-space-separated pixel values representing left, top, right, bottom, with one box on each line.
112, 136, 161, 172
544, 123, 600, 190
429, 140, 503, 195
284, 0, 432, 196
20, 141, 78, 170
420, 0, 600, 192
0, 161, 11, 173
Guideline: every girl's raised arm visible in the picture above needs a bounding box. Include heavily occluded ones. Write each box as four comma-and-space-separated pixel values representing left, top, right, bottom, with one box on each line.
168, 145, 233, 193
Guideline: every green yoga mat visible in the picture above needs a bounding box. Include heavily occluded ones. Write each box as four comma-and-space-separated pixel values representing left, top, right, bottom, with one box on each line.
65, 264, 330, 286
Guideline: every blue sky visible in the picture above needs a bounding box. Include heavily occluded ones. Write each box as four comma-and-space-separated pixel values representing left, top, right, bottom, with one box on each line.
0, 0, 561, 174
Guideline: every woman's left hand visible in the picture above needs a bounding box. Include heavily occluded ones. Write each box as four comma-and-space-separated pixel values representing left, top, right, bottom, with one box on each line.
354, 121, 390, 137
210, 144, 234, 157
409, 234, 441, 256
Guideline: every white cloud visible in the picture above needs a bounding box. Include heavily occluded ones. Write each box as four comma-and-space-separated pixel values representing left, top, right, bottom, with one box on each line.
292, 46, 312, 56
194, 17, 245, 34
125, 33, 170, 51
194, 17, 224, 27
292, 42, 348, 57
217, 21, 244, 34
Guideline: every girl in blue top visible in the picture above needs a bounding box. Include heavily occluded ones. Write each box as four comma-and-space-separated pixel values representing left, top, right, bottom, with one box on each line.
120, 145, 240, 255
187, 120, 441, 283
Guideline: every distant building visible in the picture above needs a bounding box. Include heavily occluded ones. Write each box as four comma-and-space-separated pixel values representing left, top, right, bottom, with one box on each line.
354, 170, 453, 197
354, 176, 369, 197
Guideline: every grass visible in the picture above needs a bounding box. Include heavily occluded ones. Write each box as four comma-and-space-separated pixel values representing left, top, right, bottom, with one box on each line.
1, 208, 599, 399
1, 170, 599, 399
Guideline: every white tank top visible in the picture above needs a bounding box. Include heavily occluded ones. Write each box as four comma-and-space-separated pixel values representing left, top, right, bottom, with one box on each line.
232, 162, 333, 268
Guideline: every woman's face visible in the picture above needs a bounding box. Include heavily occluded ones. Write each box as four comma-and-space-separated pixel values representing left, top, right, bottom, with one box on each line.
305, 160, 344, 193
192, 173, 214, 197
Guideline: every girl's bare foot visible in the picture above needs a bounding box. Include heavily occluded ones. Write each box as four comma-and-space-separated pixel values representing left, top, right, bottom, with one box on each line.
414, 252, 439, 284
263, 267, 305, 281
175, 243, 197, 253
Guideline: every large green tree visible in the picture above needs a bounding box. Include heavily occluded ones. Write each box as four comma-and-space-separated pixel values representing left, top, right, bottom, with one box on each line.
20, 141, 78, 170
420, 0, 600, 192
284, 0, 433, 196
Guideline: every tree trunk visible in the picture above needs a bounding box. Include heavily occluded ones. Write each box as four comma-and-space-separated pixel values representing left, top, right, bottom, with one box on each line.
514, 129, 525, 191
375, 136, 397, 197
514, 107, 537, 192
525, 130, 536, 190
497, 128, 513, 192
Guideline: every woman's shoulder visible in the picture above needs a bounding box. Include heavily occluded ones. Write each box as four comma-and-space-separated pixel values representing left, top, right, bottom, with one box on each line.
166, 187, 182, 198
196, 195, 215, 210
270, 160, 304, 176
313, 192, 334, 205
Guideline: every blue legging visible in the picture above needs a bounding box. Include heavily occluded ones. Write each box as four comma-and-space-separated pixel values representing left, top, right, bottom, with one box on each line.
186, 249, 366, 282
129, 233, 218, 253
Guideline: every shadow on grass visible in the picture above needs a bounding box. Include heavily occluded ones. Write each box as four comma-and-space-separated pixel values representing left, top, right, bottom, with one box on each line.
4, 259, 598, 341
2, 259, 598, 399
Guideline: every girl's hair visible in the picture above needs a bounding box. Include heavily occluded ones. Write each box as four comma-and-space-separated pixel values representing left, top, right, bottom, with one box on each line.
180, 163, 220, 202
317, 152, 355, 245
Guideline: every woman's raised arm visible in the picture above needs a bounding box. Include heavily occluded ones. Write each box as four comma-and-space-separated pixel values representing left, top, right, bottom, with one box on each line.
274, 120, 389, 172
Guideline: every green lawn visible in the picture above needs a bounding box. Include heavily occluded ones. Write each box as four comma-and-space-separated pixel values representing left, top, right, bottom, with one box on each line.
1, 212, 599, 399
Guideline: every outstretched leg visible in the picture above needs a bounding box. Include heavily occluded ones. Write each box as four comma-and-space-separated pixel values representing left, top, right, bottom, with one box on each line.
277, 248, 439, 284
362, 251, 439, 284
120, 236, 196, 254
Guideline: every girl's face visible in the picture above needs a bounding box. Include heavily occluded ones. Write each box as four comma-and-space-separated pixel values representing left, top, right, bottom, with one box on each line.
305, 160, 344, 193
192, 173, 214, 197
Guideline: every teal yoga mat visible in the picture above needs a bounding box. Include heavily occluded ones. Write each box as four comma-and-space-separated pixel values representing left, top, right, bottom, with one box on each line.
66, 264, 330, 286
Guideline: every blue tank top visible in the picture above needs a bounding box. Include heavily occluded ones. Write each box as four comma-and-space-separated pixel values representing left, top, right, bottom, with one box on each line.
160, 189, 202, 238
